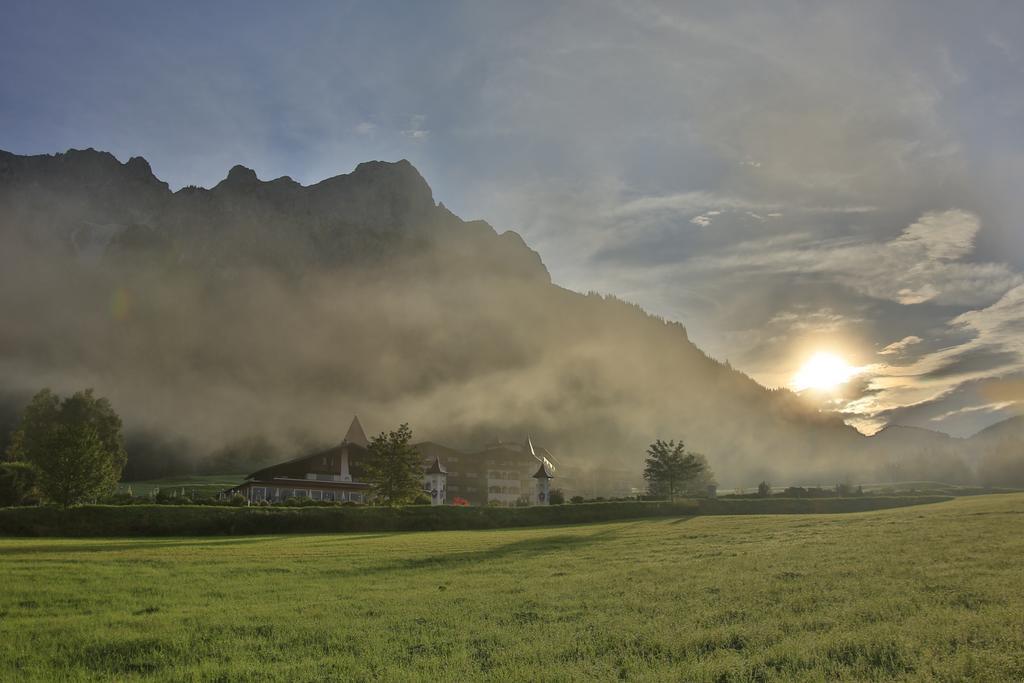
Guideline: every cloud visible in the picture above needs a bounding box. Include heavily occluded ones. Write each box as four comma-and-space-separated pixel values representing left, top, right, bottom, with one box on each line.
684, 210, 1021, 307
767, 307, 857, 334
929, 402, 1015, 422
879, 335, 923, 356
612, 192, 874, 220
894, 210, 980, 261
402, 114, 429, 140
837, 284, 1024, 425
689, 210, 720, 228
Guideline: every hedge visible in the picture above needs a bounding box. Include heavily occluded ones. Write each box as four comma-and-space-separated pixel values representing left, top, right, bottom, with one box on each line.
0, 496, 953, 537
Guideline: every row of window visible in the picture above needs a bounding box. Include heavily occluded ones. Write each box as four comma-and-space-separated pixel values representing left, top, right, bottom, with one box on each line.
487, 470, 524, 481
249, 487, 365, 503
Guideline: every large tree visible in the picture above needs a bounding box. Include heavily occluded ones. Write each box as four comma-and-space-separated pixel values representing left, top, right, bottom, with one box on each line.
6, 389, 126, 508
643, 439, 706, 498
365, 423, 423, 505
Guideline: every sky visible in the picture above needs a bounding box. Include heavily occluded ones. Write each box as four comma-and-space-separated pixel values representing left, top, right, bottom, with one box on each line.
2, 0, 1024, 437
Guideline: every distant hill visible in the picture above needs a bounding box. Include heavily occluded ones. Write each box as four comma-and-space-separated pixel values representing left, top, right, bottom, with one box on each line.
0, 148, 1005, 487
964, 416, 1024, 486
864, 425, 972, 485
869, 424, 963, 450
969, 415, 1024, 442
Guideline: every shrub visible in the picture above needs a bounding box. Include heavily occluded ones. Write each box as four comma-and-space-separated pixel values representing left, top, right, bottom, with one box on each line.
570, 495, 584, 504
99, 491, 136, 505
153, 489, 177, 504
228, 494, 248, 507
549, 488, 565, 505
0, 495, 953, 537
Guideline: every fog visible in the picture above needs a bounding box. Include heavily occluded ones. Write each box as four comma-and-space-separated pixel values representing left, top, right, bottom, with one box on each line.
1, 150, 1021, 489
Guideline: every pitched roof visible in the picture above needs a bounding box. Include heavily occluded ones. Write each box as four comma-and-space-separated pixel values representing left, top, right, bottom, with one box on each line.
344, 415, 369, 447
532, 461, 553, 479
244, 442, 361, 480
425, 456, 447, 474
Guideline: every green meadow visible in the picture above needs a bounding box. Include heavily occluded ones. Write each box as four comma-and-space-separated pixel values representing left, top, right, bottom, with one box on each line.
1, 495, 1022, 682
116, 474, 247, 498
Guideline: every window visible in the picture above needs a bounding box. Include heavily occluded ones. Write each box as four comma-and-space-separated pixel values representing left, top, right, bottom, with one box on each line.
323, 491, 335, 502
311, 490, 322, 501
252, 487, 266, 501
294, 489, 308, 498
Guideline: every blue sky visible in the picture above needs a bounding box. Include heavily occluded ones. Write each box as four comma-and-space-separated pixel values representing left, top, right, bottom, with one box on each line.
4, 0, 1024, 436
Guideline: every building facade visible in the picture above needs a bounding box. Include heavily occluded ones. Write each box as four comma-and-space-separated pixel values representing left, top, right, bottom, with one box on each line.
417, 437, 558, 506
226, 416, 376, 503
226, 417, 557, 506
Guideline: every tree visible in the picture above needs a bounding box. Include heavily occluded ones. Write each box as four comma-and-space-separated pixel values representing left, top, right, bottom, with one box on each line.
365, 423, 423, 506
0, 462, 38, 506
549, 488, 565, 505
643, 439, 705, 498
678, 452, 717, 495
6, 389, 126, 509
758, 480, 771, 497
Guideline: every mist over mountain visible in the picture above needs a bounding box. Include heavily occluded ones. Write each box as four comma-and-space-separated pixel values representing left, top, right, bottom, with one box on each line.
0, 148, 1017, 487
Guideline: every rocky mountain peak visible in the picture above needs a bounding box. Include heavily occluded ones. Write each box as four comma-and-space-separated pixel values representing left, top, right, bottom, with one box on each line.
217, 164, 260, 188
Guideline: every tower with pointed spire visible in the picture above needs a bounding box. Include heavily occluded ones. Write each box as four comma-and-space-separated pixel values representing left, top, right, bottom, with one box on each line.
532, 460, 553, 505
424, 456, 448, 506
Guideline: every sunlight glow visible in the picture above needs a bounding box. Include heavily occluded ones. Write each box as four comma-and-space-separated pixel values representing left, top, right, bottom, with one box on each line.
791, 352, 860, 392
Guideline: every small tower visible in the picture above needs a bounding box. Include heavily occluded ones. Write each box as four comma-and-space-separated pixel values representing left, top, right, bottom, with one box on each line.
424, 456, 447, 506
532, 461, 553, 505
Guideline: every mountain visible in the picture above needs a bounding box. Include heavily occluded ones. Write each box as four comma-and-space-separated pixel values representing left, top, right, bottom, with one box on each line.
0, 147, 970, 487
965, 416, 1024, 486
0, 148, 547, 280
969, 415, 1024, 442
864, 425, 972, 485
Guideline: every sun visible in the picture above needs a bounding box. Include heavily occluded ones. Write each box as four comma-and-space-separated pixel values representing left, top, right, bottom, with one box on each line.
791, 352, 860, 392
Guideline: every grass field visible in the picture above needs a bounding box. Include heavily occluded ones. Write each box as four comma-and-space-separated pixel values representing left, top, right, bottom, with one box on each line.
1, 495, 1022, 681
